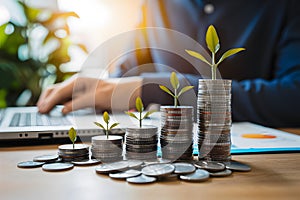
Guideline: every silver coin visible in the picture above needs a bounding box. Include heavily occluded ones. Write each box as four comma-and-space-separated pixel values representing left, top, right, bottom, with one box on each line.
42, 163, 74, 172
58, 144, 89, 150
126, 174, 157, 184
194, 161, 226, 172
172, 162, 196, 174
209, 169, 232, 177
72, 159, 101, 166
95, 161, 129, 174
109, 169, 141, 179
124, 160, 144, 168
179, 169, 210, 182
142, 163, 175, 177
224, 160, 251, 172
33, 154, 59, 162
17, 161, 45, 168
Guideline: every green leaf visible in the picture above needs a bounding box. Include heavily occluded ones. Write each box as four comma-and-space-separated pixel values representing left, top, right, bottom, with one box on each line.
125, 111, 139, 120
185, 50, 211, 66
217, 48, 246, 66
109, 123, 119, 130
206, 25, 220, 54
170, 72, 180, 90
0, 24, 8, 48
103, 111, 110, 124
159, 85, 174, 97
68, 127, 77, 143
94, 122, 106, 130
142, 110, 156, 119
178, 86, 194, 97
135, 97, 144, 113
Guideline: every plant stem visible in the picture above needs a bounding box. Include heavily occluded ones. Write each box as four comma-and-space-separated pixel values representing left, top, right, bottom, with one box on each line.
174, 88, 178, 108
211, 53, 216, 80
139, 111, 142, 128
73, 142, 74, 149
106, 123, 109, 139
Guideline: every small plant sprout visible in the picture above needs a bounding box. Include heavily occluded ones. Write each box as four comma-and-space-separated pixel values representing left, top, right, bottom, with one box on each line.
186, 25, 245, 80
94, 111, 119, 139
125, 97, 156, 128
68, 127, 77, 149
159, 72, 194, 107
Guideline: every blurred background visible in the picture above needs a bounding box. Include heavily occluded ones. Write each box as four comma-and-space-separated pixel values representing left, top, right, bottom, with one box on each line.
0, 0, 141, 107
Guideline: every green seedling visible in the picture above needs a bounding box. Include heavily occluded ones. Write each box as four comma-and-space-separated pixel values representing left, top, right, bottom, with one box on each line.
125, 97, 155, 128
186, 25, 245, 80
94, 111, 119, 139
68, 127, 77, 149
159, 72, 194, 107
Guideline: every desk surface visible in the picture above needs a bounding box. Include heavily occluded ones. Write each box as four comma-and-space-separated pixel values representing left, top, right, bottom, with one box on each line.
1, 129, 300, 200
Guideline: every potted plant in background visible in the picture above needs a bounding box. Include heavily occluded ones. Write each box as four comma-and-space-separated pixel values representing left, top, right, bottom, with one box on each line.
125, 97, 157, 160
186, 25, 245, 162
93, 111, 123, 162
159, 72, 194, 161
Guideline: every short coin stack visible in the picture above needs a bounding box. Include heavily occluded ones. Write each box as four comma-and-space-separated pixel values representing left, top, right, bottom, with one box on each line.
160, 106, 194, 161
197, 79, 232, 162
58, 144, 90, 162
91, 135, 123, 162
125, 126, 158, 160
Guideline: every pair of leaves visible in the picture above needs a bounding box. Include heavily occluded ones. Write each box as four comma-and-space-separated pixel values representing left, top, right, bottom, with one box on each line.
68, 127, 77, 146
94, 111, 119, 131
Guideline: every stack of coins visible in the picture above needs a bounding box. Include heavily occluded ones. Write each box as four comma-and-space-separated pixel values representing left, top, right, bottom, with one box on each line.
197, 79, 232, 162
58, 144, 89, 162
160, 106, 194, 161
125, 126, 158, 160
91, 135, 123, 162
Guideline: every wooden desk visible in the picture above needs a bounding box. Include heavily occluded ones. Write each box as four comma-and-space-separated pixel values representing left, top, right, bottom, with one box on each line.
1, 129, 299, 200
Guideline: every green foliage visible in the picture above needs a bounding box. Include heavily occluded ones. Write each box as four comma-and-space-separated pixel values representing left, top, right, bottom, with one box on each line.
94, 111, 119, 139
68, 127, 77, 149
159, 72, 194, 107
0, 1, 87, 107
125, 97, 155, 128
186, 25, 245, 80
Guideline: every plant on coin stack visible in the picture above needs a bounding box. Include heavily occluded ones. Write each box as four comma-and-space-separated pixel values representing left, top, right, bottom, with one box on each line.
125, 97, 156, 128
68, 127, 77, 149
94, 111, 119, 139
159, 72, 194, 108
185, 25, 245, 80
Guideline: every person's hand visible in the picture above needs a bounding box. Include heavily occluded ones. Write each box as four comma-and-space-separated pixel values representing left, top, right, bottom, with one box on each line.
37, 76, 117, 114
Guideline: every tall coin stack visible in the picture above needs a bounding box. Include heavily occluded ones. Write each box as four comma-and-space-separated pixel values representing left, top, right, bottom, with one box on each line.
160, 106, 194, 161
58, 144, 90, 162
91, 135, 123, 162
197, 79, 232, 162
125, 126, 158, 160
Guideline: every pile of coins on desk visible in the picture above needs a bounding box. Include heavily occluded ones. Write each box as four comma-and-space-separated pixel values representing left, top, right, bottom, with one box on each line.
160, 106, 194, 161
125, 126, 158, 160
197, 80, 232, 162
58, 144, 89, 162
91, 135, 123, 162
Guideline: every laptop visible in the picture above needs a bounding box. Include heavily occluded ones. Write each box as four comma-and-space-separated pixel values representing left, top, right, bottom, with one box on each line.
0, 106, 125, 147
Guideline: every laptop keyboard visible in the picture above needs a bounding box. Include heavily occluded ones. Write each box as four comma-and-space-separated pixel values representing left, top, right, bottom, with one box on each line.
9, 112, 72, 127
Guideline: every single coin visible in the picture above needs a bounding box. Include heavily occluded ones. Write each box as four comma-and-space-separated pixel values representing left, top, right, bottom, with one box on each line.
124, 160, 144, 168
126, 174, 157, 184
194, 161, 226, 172
142, 163, 175, 177
224, 160, 251, 172
179, 169, 210, 182
33, 154, 59, 162
42, 163, 74, 172
173, 162, 196, 174
58, 144, 89, 150
95, 161, 129, 174
72, 159, 101, 166
17, 161, 45, 168
210, 169, 232, 177
109, 169, 141, 179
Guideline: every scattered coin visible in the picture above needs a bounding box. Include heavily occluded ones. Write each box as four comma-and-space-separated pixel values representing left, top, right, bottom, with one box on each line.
224, 160, 251, 172
72, 159, 101, 166
42, 163, 74, 172
179, 169, 210, 182
126, 174, 157, 184
210, 169, 232, 177
194, 160, 226, 172
124, 160, 144, 169
109, 169, 141, 179
142, 163, 175, 177
17, 161, 45, 168
172, 162, 196, 174
95, 161, 129, 174
33, 154, 59, 162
